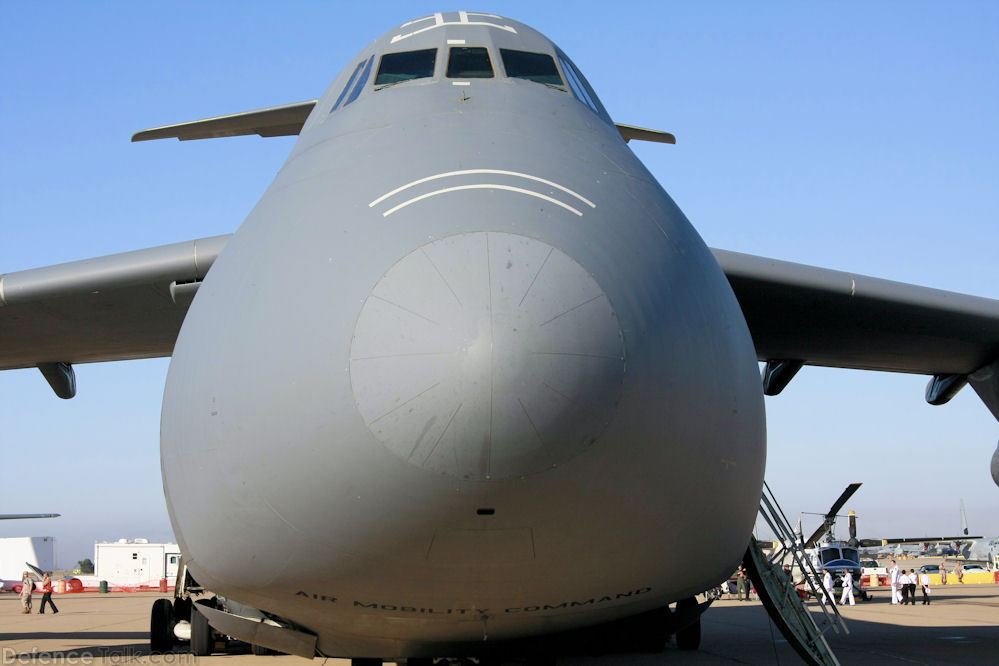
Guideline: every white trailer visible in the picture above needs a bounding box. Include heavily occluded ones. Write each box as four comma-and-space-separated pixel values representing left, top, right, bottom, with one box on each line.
95, 539, 181, 585
0, 536, 56, 581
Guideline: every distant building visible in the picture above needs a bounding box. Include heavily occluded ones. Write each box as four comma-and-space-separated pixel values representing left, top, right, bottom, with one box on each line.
94, 539, 180, 585
0, 536, 56, 581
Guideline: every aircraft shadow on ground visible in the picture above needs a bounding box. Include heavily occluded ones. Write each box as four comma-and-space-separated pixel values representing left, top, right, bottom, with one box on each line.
711, 598, 998, 666
0, 642, 192, 661
562, 599, 999, 665
2, 595, 995, 664
0, 632, 147, 641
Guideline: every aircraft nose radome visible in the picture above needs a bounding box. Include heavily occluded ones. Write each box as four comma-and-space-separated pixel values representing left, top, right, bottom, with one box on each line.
349, 232, 625, 480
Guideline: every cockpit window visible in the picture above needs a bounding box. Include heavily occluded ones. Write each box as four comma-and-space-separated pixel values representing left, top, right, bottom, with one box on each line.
558, 56, 598, 113
555, 51, 613, 125
343, 56, 374, 106
375, 49, 437, 85
446, 47, 494, 78
500, 49, 563, 86
331, 59, 366, 112
330, 56, 374, 112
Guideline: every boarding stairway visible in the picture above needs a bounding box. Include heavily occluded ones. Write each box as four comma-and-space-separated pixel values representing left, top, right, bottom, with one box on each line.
743, 481, 846, 666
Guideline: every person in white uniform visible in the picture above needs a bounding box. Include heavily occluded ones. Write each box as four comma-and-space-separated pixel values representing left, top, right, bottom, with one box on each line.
823, 569, 836, 605
839, 569, 856, 605
920, 570, 931, 605
889, 560, 901, 604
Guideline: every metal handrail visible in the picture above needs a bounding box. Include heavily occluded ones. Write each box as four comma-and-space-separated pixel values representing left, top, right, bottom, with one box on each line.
760, 481, 848, 636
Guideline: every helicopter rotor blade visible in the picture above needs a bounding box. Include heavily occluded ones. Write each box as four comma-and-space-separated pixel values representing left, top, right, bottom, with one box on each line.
803, 482, 862, 548
828, 483, 862, 519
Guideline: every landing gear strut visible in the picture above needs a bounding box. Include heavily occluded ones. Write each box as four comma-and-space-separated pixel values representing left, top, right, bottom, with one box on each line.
190, 601, 215, 656
674, 597, 701, 650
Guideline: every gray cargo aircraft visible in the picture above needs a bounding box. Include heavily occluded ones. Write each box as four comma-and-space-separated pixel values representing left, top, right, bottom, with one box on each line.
2, 12, 999, 663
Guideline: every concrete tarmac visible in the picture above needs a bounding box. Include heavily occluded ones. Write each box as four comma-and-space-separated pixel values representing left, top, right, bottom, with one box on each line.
2, 586, 997, 664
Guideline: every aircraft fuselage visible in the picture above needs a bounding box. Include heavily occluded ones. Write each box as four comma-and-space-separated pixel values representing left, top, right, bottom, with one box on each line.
160, 13, 765, 657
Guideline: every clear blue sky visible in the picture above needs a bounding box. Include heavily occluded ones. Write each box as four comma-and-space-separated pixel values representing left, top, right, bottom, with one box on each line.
2, 1, 997, 567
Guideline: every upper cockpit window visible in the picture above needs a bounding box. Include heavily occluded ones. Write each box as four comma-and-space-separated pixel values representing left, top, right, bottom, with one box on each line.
343, 56, 374, 106
499, 49, 563, 86
331, 59, 367, 113
555, 51, 613, 125
558, 56, 598, 113
446, 47, 494, 78
375, 49, 437, 86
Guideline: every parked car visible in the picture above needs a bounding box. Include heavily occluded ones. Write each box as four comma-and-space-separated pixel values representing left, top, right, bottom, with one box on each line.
861, 560, 887, 576
919, 564, 940, 574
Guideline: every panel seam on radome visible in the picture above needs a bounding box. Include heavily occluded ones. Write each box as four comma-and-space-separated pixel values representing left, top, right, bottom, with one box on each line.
421, 248, 463, 308
369, 381, 441, 425
519, 247, 553, 307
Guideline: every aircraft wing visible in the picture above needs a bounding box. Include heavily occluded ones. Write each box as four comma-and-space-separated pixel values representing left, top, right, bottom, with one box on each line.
0, 514, 60, 520
712, 248, 999, 420
857, 535, 982, 548
0, 236, 230, 391
131, 101, 318, 142
5, 233, 998, 414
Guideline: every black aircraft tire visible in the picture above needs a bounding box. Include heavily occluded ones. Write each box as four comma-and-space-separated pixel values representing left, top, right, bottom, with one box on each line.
675, 598, 701, 651
190, 605, 213, 656
150, 598, 174, 652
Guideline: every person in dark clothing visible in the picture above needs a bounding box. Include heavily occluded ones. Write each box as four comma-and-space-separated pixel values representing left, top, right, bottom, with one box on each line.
38, 572, 59, 614
737, 565, 751, 601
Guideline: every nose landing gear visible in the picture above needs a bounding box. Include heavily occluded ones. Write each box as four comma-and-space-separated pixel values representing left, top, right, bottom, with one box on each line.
673, 597, 702, 650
